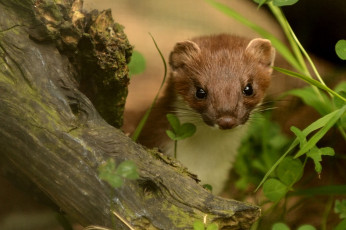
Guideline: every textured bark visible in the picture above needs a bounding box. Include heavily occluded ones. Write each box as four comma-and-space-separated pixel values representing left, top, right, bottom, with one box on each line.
0, 0, 260, 229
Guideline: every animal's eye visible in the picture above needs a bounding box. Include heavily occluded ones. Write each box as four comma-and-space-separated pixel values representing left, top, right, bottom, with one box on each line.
195, 87, 207, 99
243, 83, 254, 96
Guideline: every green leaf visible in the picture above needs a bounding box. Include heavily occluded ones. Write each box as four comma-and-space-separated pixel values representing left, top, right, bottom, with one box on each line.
253, 0, 271, 8
276, 157, 303, 186
98, 159, 139, 188
294, 106, 345, 158
335, 219, 346, 230
116, 161, 139, 180
272, 222, 290, 230
256, 107, 344, 191
273, 0, 299, 7
256, 142, 297, 191
292, 185, 346, 196
335, 40, 346, 60
166, 113, 181, 133
333, 82, 346, 110
334, 81, 346, 93
131, 34, 168, 141
104, 175, 123, 188
203, 184, 213, 192
274, 67, 346, 102
98, 159, 124, 188
263, 178, 288, 202
285, 87, 331, 115
297, 225, 316, 230
334, 199, 346, 219
166, 130, 177, 141
166, 113, 196, 140
176, 123, 196, 140
193, 221, 205, 230
290, 126, 307, 148
206, 223, 218, 230
307, 147, 335, 174
128, 50, 146, 76
98, 158, 116, 176
334, 91, 346, 109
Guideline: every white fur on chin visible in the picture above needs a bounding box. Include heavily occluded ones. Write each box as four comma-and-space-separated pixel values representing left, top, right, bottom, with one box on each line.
164, 100, 248, 194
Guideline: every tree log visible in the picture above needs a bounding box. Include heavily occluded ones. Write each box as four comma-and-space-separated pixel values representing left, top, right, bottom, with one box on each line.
0, 0, 260, 229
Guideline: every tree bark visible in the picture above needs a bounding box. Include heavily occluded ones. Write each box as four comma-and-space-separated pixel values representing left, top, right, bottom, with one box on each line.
0, 0, 260, 229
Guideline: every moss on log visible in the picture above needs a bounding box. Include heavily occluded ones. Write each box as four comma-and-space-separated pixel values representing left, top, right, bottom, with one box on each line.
0, 0, 260, 229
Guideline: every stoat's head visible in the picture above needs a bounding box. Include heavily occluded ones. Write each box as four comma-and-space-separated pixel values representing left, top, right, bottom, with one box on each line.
169, 34, 275, 129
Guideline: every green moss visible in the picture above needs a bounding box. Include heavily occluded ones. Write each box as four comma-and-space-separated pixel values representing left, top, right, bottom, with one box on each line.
164, 203, 198, 228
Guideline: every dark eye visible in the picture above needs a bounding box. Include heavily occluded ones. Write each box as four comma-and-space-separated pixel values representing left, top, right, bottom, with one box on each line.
195, 87, 207, 99
243, 84, 253, 96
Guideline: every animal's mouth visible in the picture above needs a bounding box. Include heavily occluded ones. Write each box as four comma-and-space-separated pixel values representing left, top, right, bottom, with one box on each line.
215, 116, 239, 129
202, 115, 242, 130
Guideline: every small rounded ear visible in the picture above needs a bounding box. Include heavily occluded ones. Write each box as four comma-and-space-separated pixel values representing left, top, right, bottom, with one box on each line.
245, 38, 275, 67
169, 40, 201, 70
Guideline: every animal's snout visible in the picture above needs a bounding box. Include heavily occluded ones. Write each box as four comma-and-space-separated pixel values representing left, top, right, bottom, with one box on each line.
216, 116, 237, 130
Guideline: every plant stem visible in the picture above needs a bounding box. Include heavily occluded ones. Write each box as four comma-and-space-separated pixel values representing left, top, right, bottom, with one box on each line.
268, 4, 306, 73
268, 3, 328, 104
321, 196, 334, 230
131, 34, 167, 141
174, 140, 177, 158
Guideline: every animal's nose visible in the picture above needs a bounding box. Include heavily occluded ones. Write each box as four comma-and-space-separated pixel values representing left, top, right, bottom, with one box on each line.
217, 116, 237, 129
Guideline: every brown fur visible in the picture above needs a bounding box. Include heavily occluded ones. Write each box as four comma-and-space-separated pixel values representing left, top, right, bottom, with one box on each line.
138, 34, 275, 149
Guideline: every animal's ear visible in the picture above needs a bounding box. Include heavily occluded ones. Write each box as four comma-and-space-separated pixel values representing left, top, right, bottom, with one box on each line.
245, 38, 275, 67
169, 40, 201, 70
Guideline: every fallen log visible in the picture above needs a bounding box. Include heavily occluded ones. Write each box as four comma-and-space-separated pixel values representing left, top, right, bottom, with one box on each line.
0, 0, 260, 229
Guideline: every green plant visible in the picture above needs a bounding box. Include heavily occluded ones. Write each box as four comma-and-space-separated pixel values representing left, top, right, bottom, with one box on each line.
335, 40, 346, 60
272, 222, 316, 230
235, 113, 291, 190
166, 113, 196, 158
97, 159, 139, 230
98, 158, 139, 188
128, 50, 146, 77
131, 34, 168, 141
205, 0, 345, 229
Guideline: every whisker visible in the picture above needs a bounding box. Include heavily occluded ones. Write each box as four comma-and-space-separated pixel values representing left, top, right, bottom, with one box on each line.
256, 107, 278, 112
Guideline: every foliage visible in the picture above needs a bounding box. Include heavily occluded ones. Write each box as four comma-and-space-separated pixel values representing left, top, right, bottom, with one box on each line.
166, 113, 196, 158
272, 222, 316, 230
263, 157, 303, 202
166, 113, 196, 141
131, 34, 168, 141
254, 0, 299, 7
128, 50, 146, 77
98, 158, 139, 188
235, 113, 291, 190
335, 40, 346, 60
335, 199, 346, 219
125, 0, 345, 229
205, 0, 346, 229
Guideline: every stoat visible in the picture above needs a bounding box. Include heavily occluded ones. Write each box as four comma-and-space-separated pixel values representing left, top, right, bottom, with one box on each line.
138, 34, 275, 194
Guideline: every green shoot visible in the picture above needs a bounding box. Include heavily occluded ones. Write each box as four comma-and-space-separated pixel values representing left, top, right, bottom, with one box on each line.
335, 40, 346, 60
262, 157, 303, 202
128, 50, 146, 77
334, 200, 346, 219
274, 67, 346, 102
98, 159, 139, 188
131, 34, 168, 141
166, 113, 196, 158
256, 106, 345, 191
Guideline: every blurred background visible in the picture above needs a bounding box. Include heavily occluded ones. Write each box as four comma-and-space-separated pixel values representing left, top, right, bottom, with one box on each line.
1, 0, 345, 229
